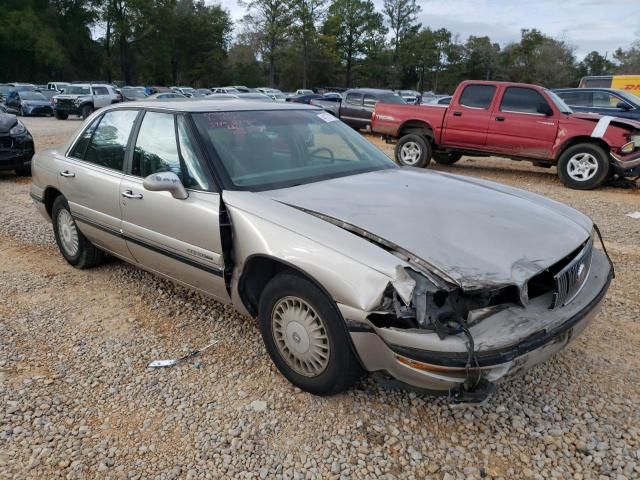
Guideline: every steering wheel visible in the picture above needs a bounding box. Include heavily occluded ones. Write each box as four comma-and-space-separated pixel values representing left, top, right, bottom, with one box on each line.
310, 147, 335, 163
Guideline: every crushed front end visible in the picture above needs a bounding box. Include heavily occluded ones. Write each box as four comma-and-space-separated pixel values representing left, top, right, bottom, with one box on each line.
341, 236, 613, 401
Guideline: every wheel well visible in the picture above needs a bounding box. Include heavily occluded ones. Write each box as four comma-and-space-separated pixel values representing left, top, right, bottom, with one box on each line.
43, 187, 62, 218
399, 121, 434, 141
238, 255, 336, 318
556, 136, 610, 161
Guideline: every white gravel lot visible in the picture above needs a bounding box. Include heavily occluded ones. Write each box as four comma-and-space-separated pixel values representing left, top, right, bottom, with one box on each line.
0, 116, 639, 479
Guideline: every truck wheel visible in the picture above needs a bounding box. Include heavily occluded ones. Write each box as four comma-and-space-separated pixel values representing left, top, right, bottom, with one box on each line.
258, 272, 364, 395
433, 152, 462, 165
55, 112, 68, 120
81, 104, 94, 119
395, 134, 431, 168
15, 166, 31, 177
557, 144, 610, 190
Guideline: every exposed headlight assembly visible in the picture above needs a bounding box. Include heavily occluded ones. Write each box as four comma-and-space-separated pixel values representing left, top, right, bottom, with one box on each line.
9, 121, 26, 136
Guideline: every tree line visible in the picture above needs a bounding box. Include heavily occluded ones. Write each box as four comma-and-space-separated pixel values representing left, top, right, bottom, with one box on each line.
1, 0, 639, 93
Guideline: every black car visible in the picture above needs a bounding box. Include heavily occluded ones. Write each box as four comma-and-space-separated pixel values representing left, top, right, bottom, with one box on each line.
286, 93, 324, 104
6, 91, 53, 116
553, 88, 640, 120
0, 111, 34, 176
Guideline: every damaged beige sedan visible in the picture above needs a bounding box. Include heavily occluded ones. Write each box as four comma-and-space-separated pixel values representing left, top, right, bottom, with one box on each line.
30, 101, 613, 401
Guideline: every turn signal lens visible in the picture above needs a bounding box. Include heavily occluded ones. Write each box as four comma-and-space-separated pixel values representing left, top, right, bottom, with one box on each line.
620, 141, 635, 154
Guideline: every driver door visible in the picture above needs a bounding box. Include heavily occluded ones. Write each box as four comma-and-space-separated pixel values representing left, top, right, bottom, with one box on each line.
120, 111, 228, 301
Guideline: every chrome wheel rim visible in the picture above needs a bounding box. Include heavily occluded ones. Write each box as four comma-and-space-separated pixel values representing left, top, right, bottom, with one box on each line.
567, 153, 598, 181
399, 141, 422, 165
57, 209, 79, 257
271, 296, 330, 377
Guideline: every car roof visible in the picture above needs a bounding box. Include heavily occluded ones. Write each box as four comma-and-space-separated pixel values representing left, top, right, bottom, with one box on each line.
553, 87, 620, 92
344, 88, 397, 95
103, 99, 319, 112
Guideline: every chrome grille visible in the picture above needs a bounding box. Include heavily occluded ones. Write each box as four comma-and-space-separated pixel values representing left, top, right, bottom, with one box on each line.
550, 239, 593, 309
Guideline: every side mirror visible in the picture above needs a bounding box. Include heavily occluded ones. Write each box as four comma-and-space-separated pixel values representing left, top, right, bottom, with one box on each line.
537, 103, 553, 116
142, 172, 188, 200
616, 101, 632, 110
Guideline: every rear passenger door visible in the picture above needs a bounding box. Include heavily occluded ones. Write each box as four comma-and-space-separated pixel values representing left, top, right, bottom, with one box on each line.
119, 111, 228, 301
59, 109, 140, 260
92, 87, 110, 108
340, 93, 366, 128
441, 84, 496, 149
486, 86, 558, 159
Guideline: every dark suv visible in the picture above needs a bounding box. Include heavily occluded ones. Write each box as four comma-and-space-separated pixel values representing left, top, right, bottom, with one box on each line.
554, 88, 640, 120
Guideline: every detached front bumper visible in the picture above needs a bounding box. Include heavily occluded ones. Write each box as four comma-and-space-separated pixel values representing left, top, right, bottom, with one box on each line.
53, 104, 81, 116
610, 150, 640, 176
342, 249, 612, 393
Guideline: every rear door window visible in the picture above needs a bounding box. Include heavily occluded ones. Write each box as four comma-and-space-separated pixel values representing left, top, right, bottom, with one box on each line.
345, 93, 362, 106
500, 87, 550, 114
83, 110, 139, 171
458, 85, 496, 109
363, 94, 377, 108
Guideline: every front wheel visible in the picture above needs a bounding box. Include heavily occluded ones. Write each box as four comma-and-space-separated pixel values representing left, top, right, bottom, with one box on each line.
557, 144, 610, 190
395, 134, 432, 168
55, 112, 68, 120
52, 196, 105, 268
433, 151, 462, 165
258, 272, 364, 395
81, 104, 94, 119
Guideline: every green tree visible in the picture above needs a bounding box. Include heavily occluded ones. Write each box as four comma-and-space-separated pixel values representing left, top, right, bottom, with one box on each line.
613, 37, 640, 74
323, 0, 386, 87
290, 0, 326, 88
463, 35, 500, 80
240, 0, 292, 87
579, 51, 614, 76
383, 0, 421, 62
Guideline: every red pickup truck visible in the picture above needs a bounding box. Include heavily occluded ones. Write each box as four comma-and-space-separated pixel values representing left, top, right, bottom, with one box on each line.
371, 80, 640, 189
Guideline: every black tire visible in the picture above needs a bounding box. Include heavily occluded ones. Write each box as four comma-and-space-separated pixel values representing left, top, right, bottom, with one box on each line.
51, 196, 104, 269
258, 272, 364, 395
395, 134, 431, 168
55, 112, 68, 120
557, 143, 610, 190
15, 165, 31, 177
433, 151, 462, 165
81, 104, 94, 119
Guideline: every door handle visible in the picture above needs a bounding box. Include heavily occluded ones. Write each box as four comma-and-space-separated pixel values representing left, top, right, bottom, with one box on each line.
452, 111, 462, 117
495, 116, 505, 122
121, 190, 143, 199
59, 170, 75, 178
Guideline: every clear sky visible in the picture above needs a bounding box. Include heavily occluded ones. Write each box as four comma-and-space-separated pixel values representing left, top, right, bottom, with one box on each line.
215, 0, 639, 59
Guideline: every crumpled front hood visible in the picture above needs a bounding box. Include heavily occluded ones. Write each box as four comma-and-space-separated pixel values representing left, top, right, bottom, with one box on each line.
261, 168, 592, 290
0, 113, 17, 133
569, 112, 640, 130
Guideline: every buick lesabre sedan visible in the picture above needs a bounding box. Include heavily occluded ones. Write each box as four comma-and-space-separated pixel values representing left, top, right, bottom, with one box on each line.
30, 101, 613, 400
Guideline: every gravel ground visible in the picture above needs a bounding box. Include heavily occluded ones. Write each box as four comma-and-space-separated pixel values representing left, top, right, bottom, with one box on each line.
1, 117, 639, 479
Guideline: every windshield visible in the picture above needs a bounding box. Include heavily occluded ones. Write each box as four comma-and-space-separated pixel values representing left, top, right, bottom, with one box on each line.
65, 86, 91, 95
20, 92, 47, 101
16, 85, 35, 92
122, 88, 147, 98
546, 90, 573, 114
377, 93, 406, 104
0, 85, 12, 94
615, 90, 639, 105
193, 109, 396, 191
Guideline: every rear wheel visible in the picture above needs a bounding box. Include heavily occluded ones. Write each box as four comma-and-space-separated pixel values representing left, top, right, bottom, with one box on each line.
433, 151, 462, 165
395, 134, 431, 168
258, 272, 364, 395
52, 196, 104, 268
557, 143, 610, 190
